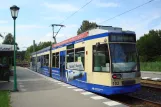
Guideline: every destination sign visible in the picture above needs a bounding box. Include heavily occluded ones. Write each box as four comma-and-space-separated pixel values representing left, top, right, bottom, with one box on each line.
109, 34, 136, 42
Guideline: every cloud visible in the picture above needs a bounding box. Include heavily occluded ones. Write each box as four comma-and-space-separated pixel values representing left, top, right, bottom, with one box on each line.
0, 20, 8, 24
94, 1, 119, 8
0, 24, 47, 49
0, 1, 12, 9
38, 32, 74, 43
90, 11, 161, 40
43, 16, 65, 21
43, 2, 78, 12
17, 24, 45, 29
0, 24, 45, 36
65, 24, 79, 28
0, 39, 3, 44
8, 23, 79, 50
90, 18, 105, 23
152, 21, 161, 30
117, 14, 161, 39
0, 26, 13, 34
16, 35, 37, 49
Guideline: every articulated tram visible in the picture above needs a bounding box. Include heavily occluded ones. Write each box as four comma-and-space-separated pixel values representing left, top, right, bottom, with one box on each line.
30, 26, 141, 95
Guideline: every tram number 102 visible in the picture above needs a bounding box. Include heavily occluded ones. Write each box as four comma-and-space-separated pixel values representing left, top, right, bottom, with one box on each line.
113, 81, 119, 86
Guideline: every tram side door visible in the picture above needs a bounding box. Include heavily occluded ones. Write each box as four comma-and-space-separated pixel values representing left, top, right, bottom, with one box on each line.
60, 51, 66, 81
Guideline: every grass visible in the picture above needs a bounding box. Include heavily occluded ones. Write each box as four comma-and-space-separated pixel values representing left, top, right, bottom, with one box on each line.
0, 91, 10, 107
140, 61, 161, 72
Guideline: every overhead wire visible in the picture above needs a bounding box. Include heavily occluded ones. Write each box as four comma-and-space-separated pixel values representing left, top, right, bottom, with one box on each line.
99, 0, 155, 24
60, 0, 94, 24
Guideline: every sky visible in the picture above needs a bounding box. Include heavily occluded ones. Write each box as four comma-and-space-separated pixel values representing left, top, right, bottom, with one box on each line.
0, 0, 161, 51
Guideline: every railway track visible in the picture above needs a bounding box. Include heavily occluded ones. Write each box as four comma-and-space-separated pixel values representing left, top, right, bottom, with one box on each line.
141, 79, 161, 89
105, 94, 161, 107
129, 95, 161, 107
141, 83, 161, 92
96, 82, 161, 107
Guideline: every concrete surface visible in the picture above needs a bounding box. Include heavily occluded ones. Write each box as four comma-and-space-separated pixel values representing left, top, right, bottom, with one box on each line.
11, 67, 127, 107
0, 81, 13, 91
141, 71, 161, 80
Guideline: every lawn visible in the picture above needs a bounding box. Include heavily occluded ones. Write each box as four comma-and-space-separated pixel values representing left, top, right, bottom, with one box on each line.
140, 62, 161, 72
0, 91, 10, 107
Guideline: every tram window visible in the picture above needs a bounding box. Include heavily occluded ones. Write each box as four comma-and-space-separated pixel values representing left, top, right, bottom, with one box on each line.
37, 57, 39, 62
37, 56, 40, 62
30, 57, 33, 62
55, 52, 59, 68
75, 48, 85, 67
52, 53, 56, 67
40, 56, 44, 67
93, 44, 110, 72
67, 44, 74, 49
44, 54, 49, 66
67, 49, 74, 62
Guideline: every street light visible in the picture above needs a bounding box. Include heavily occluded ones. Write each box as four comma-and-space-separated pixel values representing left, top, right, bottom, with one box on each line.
10, 5, 20, 91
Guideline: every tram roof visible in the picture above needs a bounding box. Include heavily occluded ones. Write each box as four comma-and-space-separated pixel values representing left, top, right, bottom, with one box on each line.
31, 46, 50, 55
51, 26, 135, 48
31, 26, 135, 56
0, 44, 14, 57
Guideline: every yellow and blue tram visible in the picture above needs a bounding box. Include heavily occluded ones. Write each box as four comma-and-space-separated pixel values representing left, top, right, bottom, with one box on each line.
30, 26, 141, 95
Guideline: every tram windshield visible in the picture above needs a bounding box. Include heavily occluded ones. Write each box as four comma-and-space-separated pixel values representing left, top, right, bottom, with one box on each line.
110, 43, 138, 73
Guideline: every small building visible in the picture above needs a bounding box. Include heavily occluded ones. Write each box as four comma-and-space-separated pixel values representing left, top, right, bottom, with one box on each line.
0, 44, 14, 81
0, 44, 14, 64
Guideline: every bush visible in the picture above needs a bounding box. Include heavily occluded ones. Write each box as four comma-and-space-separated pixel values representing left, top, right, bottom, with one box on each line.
140, 62, 161, 71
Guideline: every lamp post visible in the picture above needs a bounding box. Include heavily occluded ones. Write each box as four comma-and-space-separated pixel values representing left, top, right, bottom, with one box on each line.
10, 5, 20, 91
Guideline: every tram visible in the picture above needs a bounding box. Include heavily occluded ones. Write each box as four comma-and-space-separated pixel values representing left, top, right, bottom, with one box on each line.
30, 26, 141, 95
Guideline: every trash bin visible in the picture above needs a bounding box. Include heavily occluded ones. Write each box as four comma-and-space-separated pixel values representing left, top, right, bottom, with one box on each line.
3, 64, 10, 82
0, 64, 10, 82
0, 64, 3, 80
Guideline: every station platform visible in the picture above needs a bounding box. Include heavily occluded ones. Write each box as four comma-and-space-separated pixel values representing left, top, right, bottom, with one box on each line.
10, 67, 127, 107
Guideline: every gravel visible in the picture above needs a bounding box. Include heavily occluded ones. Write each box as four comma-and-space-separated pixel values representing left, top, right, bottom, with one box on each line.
128, 86, 161, 103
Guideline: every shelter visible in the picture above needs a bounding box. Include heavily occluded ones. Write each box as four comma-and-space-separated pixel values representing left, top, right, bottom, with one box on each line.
0, 44, 14, 66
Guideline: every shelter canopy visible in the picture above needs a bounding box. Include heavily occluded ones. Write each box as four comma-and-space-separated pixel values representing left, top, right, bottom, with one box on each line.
0, 44, 14, 56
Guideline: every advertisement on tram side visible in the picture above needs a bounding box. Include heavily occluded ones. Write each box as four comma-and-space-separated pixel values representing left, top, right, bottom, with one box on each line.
66, 62, 86, 82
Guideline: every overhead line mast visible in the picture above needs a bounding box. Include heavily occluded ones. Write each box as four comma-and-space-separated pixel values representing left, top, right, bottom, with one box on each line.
50, 24, 65, 44
50, 0, 93, 43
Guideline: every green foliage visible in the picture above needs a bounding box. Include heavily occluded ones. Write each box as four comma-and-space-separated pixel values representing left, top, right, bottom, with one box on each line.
2, 33, 19, 50
17, 51, 26, 62
0, 91, 10, 107
77, 20, 97, 35
25, 41, 52, 61
137, 29, 161, 62
140, 62, 161, 71
0, 33, 3, 38
3, 33, 13, 44
35, 41, 52, 51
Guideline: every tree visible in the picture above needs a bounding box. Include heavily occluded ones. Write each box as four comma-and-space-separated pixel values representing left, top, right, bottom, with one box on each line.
36, 41, 52, 51
3, 33, 13, 44
77, 20, 97, 35
24, 41, 53, 62
137, 29, 161, 61
17, 51, 26, 62
0, 33, 3, 38
2, 33, 19, 50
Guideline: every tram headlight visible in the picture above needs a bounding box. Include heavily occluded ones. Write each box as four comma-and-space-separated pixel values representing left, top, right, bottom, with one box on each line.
112, 74, 122, 79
